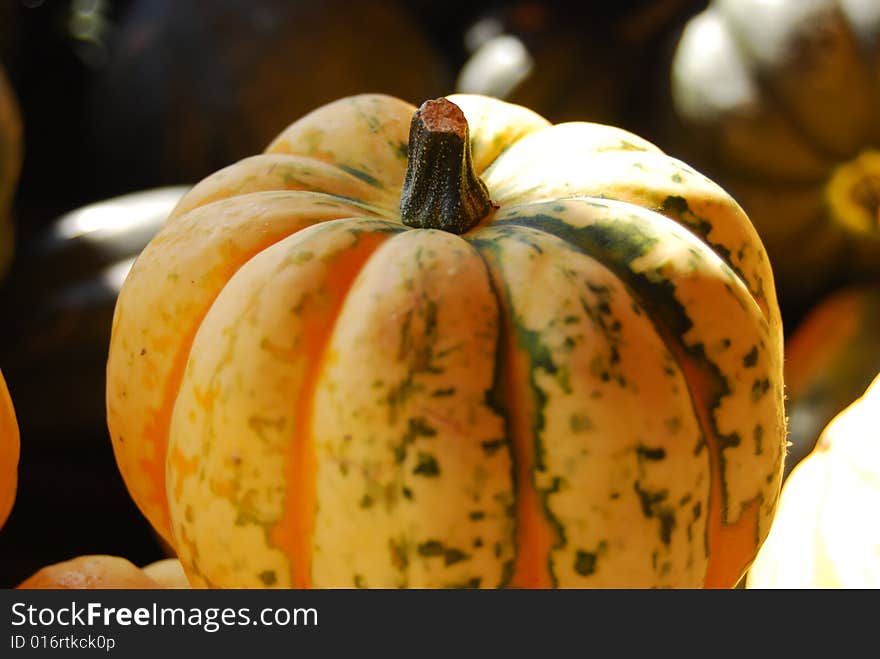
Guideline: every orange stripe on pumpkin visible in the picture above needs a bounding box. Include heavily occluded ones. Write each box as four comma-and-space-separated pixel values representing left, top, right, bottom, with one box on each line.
269, 231, 390, 589
137, 238, 317, 546
480, 248, 558, 588
505, 339, 558, 588
139, 324, 199, 544
673, 355, 760, 588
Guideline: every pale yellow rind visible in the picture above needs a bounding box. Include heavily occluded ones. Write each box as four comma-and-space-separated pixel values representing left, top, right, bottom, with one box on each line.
446, 93, 552, 175
266, 94, 415, 192
747, 373, 880, 588
107, 192, 388, 541
168, 218, 402, 587
476, 224, 710, 586
484, 198, 784, 580
169, 154, 400, 221
142, 558, 191, 589
481, 126, 782, 358
312, 229, 511, 588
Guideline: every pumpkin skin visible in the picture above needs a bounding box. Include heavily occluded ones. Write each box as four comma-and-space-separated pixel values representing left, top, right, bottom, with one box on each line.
106, 93, 786, 589
783, 284, 880, 479
17, 555, 189, 589
0, 63, 22, 280
0, 367, 19, 530
669, 0, 880, 318
746, 371, 880, 588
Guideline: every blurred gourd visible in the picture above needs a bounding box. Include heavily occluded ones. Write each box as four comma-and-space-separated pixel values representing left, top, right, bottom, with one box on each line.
746, 370, 880, 588
106, 92, 784, 588
0, 187, 187, 435
84, 0, 452, 196
783, 284, 880, 479
0, 367, 20, 530
455, 0, 703, 128
670, 0, 880, 321
17, 555, 189, 589
0, 63, 22, 280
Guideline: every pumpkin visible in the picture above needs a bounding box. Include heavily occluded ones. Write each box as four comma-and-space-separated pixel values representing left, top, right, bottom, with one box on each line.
84, 0, 452, 196
746, 371, 880, 588
0, 62, 22, 280
106, 92, 785, 588
0, 367, 19, 530
17, 555, 189, 589
783, 284, 880, 479
669, 0, 880, 320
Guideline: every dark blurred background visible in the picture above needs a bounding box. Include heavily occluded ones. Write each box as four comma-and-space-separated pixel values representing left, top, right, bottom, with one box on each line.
0, 0, 707, 587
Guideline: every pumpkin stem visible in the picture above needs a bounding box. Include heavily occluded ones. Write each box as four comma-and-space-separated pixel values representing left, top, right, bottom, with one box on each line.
400, 98, 494, 234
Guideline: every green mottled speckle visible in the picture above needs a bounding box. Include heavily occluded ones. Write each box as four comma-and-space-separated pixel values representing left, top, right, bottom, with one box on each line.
570, 413, 593, 433
413, 452, 440, 477
417, 540, 470, 566
339, 164, 383, 188
480, 438, 506, 455
574, 550, 598, 576
444, 549, 469, 566
634, 481, 676, 546
751, 378, 770, 402
431, 387, 456, 397
393, 416, 437, 464
637, 444, 667, 461
389, 538, 409, 571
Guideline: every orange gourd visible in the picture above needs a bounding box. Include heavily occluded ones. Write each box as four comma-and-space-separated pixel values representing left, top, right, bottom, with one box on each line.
0, 367, 19, 530
0, 63, 22, 280
17, 555, 189, 589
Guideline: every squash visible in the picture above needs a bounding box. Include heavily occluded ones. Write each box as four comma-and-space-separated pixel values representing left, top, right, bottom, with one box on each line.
0, 367, 19, 530
784, 284, 880, 479
746, 371, 880, 588
0, 62, 22, 280
669, 0, 880, 320
106, 93, 786, 588
17, 555, 189, 589
84, 0, 452, 195
141, 557, 191, 589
